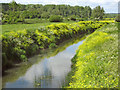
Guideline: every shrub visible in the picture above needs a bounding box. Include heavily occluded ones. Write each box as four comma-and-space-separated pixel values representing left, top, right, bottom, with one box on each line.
70, 15, 76, 21
41, 12, 50, 19
49, 43, 57, 49
49, 15, 63, 22
115, 15, 120, 22
2, 12, 25, 24
20, 55, 27, 62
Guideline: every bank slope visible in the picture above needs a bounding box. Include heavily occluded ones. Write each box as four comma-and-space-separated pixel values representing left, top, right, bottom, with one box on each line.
67, 23, 118, 88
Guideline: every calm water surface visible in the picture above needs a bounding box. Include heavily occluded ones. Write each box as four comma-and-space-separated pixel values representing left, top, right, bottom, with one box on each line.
3, 37, 85, 88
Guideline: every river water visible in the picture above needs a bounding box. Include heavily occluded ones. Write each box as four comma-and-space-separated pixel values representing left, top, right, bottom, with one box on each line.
2, 36, 85, 88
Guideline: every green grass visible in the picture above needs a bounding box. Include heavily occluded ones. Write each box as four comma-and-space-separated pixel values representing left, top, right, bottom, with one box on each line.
24, 18, 50, 24
66, 22, 118, 88
2, 23, 55, 34
1, 20, 75, 34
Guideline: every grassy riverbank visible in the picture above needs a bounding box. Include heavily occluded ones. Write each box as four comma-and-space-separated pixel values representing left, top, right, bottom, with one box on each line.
66, 22, 118, 88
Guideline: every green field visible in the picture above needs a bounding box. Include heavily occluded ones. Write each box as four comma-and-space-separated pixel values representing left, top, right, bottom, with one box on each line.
2, 23, 52, 34
2, 20, 75, 34
65, 22, 119, 88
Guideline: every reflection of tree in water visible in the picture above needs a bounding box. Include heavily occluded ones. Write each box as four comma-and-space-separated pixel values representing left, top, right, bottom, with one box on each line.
45, 35, 86, 58
34, 59, 53, 88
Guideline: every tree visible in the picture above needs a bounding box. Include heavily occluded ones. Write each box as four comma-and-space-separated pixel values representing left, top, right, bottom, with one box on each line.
9, 0, 18, 11
69, 15, 77, 21
92, 6, 105, 20
84, 6, 92, 19
2, 2, 107, 24
41, 12, 50, 19
79, 6, 85, 18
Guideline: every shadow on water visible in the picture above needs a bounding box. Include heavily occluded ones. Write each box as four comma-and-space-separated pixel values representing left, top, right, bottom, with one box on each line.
2, 34, 87, 88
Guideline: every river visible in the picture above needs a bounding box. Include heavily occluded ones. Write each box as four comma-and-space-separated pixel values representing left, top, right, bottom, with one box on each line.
2, 36, 86, 88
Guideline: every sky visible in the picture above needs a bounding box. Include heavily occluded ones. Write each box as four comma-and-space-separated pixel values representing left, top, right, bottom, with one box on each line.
0, 0, 119, 13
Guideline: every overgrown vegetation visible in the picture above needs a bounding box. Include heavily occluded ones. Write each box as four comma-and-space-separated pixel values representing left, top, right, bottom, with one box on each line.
2, 21, 110, 71
65, 22, 118, 88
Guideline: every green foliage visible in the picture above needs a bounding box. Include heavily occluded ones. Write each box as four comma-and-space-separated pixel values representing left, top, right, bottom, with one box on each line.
115, 14, 120, 22
2, 11, 25, 24
20, 55, 27, 62
49, 15, 63, 22
41, 12, 50, 19
25, 44, 39, 56
49, 43, 57, 49
104, 13, 117, 18
9, 0, 18, 11
69, 15, 76, 21
92, 6, 105, 20
2, 1, 106, 24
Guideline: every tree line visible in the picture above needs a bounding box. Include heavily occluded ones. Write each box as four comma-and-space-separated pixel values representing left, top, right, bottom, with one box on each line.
2, 0, 106, 24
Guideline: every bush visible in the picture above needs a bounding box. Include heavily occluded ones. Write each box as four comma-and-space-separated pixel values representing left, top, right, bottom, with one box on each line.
70, 15, 76, 21
115, 15, 120, 22
49, 15, 63, 22
2, 12, 25, 24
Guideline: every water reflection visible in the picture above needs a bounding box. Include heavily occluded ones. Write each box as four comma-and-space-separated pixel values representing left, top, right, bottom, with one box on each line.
3, 36, 85, 88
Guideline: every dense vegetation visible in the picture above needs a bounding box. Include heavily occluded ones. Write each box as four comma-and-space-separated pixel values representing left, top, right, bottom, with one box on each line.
104, 13, 117, 18
1, 0, 109, 24
49, 15, 63, 22
2, 21, 111, 71
115, 14, 120, 22
65, 22, 118, 88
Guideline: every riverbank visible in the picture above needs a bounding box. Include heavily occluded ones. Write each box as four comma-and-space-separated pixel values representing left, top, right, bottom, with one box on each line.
2, 21, 110, 71
65, 22, 118, 88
